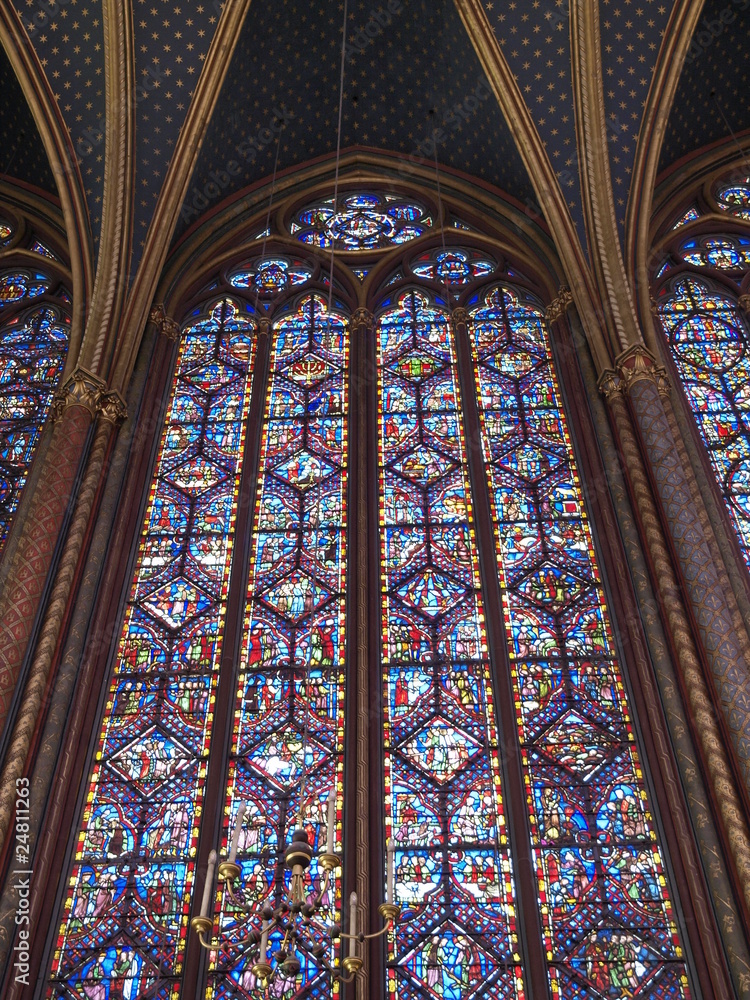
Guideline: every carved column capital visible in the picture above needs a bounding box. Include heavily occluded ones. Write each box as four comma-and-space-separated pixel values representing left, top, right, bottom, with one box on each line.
149, 303, 181, 341
257, 317, 271, 337
52, 367, 107, 422
545, 286, 573, 324
451, 307, 470, 329
351, 307, 374, 330
615, 345, 671, 398
738, 293, 750, 316
97, 389, 128, 425
597, 368, 624, 402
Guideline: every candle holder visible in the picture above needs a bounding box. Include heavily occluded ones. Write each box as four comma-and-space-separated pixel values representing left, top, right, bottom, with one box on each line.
192, 810, 400, 987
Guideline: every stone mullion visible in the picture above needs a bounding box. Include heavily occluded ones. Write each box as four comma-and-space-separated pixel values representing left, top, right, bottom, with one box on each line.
350, 306, 373, 1000
599, 369, 750, 923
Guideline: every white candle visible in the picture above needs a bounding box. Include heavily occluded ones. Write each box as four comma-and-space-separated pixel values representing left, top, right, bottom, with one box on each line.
326, 788, 336, 854
200, 850, 217, 918
349, 891, 358, 957
229, 802, 247, 864
387, 838, 394, 905
259, 919, 269, 964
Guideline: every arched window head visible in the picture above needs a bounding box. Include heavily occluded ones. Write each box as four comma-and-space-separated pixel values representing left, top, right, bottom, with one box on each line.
657, 275, 750, 568
679, 234, 750, 271
716, 177, 750, 221
410, 247, 496, 286
0, 269, 51, 307
290, 193, 432, 250
229, 256, 314, 296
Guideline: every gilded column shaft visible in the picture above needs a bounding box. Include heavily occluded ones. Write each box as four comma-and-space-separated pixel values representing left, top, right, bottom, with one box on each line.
622, 364, 750, 792
0, 406, 92, 734
0, 384, 125, 856
601, 377, 750, 917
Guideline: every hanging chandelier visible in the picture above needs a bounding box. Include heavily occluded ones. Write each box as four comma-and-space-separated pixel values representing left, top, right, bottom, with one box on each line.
191, 808, 399, 986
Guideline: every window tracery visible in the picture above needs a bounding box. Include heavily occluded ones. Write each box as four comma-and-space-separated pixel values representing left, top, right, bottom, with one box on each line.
716, 177, 750, 221
46, 203, 696, 1000
291, 194, 432, 251
0, 268, 51, 307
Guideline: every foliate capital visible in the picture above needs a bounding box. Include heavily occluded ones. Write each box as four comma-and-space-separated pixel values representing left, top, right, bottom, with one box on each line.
52, 367, 107, 422
545, 286, 574, 324
451, 307, 470, 329
351, 308, 375, 331
615, 345, 670, 397
597, 368, 624, 402
738, 293, 750, 316
98, 388, 128, 425
149, 303, 181, 341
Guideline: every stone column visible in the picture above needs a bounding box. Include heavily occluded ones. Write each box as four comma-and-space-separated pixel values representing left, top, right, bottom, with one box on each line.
0, 370, 103, 736
600, 360, 750, 917
0, 373, 126, 855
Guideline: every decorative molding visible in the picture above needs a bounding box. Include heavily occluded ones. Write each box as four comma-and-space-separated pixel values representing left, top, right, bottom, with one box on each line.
615, 345, 671, 398
149, 303, 181, 341
545, 287, 573, 324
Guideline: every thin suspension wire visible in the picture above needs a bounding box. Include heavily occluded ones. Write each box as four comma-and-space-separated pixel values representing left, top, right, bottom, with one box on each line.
431, 118, 452, 305
711, 91, 750, 173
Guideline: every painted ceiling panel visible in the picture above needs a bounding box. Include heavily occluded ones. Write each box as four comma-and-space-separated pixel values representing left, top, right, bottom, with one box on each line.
12, 0, 105, 246
481, 0, 588, 252
130, 0, 223, 278
659, 0, 750, 175
174, 0, 535, 244
0, 44, 56, 193
600, 0, 671, 239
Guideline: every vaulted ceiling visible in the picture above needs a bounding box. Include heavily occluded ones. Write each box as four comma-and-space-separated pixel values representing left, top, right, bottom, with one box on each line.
1, 0, 749, 297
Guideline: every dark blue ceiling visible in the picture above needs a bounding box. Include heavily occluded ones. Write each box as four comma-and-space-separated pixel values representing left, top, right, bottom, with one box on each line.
0, 44, 56, 194
659, 0, 750, 176
12, 0, 106, 247
175, 0, 537, 246
600, 0, 672, 237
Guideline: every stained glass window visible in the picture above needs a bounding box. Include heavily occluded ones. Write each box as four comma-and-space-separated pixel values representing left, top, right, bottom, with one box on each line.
671, 206, 700, 229
716, 178, 750, 221
679, 235, 750, 270
410, 248, 496, 287
470, 284, 689, 999
657, 275, 750, 570
291, 193, 432, 251
0, 304, 69, 550
0, 269, 50, 307
48, 298, 257, 1000
229, 257, 312, 296
0, 219, 13, 245
377, 289, 524, 1000
209, 292, 349, 997
30, 239, 59, 260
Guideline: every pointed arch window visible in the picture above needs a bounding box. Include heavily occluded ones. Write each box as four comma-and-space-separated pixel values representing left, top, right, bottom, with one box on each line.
47, 196, 695, 1000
